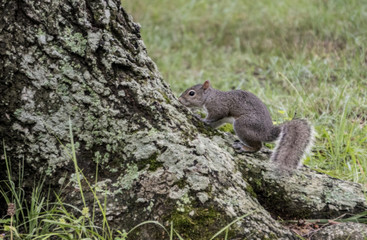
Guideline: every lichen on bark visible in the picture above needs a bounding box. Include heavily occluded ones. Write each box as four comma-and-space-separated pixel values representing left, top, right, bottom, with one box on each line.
1, 0, 366, 239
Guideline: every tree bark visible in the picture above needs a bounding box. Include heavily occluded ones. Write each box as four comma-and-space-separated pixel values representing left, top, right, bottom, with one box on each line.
0, 0, 366, 239
239, 152, 367, 219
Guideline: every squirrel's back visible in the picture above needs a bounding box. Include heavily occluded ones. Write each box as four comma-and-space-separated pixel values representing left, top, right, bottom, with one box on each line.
220, 90, 273, 123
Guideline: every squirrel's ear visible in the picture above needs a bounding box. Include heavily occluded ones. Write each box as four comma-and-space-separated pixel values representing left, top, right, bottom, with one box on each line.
203, 80, 210, 90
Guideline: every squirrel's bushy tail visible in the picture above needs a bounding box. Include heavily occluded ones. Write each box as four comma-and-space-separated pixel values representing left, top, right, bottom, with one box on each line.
270, 119, 314, 170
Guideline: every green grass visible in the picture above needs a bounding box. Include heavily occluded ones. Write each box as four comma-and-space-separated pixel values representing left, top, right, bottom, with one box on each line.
0, 125, 120, 240
123, 0, 367, 185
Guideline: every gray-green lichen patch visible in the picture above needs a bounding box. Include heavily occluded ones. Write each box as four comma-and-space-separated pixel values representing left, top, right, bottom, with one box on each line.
186, 173, 210, 191
87, 30, 103, 52
311, 222, 367, 240
113, 164, 139, 190
176, 192, 192, 212
93, 179, 113, 193
196, 192, 209, 204
59, 27, 87, 56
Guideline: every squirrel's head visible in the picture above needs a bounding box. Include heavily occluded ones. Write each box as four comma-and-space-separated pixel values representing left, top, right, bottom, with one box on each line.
179, 80, 211, 108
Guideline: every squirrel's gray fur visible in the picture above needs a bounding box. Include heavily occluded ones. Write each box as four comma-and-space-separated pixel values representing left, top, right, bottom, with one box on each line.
179, 80, 314, 170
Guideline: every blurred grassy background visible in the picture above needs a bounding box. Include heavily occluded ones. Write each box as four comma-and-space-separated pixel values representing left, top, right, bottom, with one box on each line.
123, 0, 367, 185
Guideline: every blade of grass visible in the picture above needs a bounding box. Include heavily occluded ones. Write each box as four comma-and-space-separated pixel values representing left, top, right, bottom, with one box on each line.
68, 117, 86, 207
209, 210, 258, 240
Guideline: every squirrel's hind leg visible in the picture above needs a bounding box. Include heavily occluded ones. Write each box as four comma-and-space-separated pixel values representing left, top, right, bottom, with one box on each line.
232, 116, 267, 153
232, 139, 262, 153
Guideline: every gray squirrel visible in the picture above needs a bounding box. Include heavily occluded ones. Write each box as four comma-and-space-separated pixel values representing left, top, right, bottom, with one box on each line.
179, 80, 314, 170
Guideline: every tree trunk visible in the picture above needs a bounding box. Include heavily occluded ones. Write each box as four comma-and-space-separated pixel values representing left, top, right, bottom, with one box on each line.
0, 0, 366, 239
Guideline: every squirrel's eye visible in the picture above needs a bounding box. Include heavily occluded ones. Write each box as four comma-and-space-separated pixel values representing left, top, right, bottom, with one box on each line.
188, 90, 195, 96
